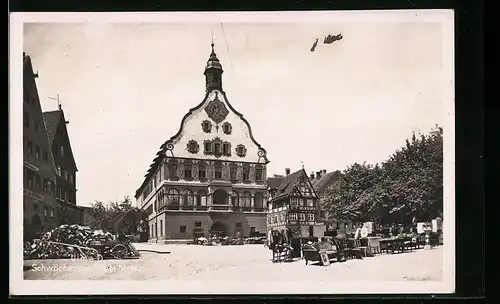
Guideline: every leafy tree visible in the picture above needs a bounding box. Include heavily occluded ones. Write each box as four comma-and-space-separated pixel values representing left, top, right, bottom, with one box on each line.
382, 126, 443, 224
83, 197, 147, 234
321, 125, 443, 226
321, 162, 385, 223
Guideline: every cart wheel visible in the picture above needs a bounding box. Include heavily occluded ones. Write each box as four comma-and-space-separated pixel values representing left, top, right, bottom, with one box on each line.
87, 248, 100, 260
111, 244, 128, 259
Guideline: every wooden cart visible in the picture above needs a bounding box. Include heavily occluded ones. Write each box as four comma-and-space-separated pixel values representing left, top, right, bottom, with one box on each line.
88, 239, 140, 259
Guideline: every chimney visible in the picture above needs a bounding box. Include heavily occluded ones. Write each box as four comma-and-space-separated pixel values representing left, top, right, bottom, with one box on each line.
285, 168, 290, 176
310, 172, 315, 180
316, 171, 321, 179
322, 169, 327, 174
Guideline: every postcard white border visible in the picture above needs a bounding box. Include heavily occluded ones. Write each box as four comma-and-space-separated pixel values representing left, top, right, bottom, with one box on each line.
10, 10, 455, 295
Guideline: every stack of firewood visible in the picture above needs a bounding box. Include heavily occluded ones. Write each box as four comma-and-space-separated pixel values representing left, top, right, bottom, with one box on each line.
24, 224, 114, 260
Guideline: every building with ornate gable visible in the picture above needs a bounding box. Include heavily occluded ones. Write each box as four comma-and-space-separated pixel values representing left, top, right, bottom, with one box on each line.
135, 44, 270, 241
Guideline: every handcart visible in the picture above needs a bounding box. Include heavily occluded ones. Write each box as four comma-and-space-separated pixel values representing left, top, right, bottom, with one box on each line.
88, 239, 141, 259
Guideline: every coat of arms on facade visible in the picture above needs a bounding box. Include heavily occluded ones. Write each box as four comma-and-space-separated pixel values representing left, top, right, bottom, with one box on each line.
205, 95, 229, 124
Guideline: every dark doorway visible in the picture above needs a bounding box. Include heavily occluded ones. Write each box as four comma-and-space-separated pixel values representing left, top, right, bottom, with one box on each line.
291, 238, 302, 258
32, 215, 42, 237
213, 189, 229, 205
309, 225, 314, 237
32, 214, 41, 225
210, 221, 226, 237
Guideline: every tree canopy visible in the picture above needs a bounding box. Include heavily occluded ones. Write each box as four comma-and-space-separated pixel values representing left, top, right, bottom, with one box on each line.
320, 126, 443, 226
83, 197, 148, 234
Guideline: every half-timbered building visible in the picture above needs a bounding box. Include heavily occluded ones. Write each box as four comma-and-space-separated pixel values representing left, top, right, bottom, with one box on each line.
135, 44, 270, 242
267, 168, 323, 238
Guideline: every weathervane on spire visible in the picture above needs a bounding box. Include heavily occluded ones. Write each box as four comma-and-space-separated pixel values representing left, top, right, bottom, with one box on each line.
211, 28, 215, 51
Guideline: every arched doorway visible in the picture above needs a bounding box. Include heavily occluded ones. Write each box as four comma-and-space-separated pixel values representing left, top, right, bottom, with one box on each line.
213, 189, 229, 205
210, 221, 226, 237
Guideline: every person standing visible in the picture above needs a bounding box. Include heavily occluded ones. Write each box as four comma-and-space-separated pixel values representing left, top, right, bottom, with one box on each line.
354, 223, 363, 239
360, 223, 369, 238
281, 229, 287, 245
267, 229, 273, 248
286, 228, 293, 245
391, 225, 400, 237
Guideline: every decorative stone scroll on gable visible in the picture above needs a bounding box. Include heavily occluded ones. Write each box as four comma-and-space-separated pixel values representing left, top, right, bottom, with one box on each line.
257, 149, 268, 163
205, 93, 229, 124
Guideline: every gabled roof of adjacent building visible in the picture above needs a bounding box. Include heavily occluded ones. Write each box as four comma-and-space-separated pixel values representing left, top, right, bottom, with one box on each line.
42, 109, 78, 171
268, 169, 319, 202
23, 52, 59, 178
274, 169, 303, 199
311, 170, 341, 196
267, 177, 283, 191
42, 110, 61, 145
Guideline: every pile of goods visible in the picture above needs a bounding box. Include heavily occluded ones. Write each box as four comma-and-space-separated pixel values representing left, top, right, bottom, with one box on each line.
24, 224, 124, 260
244, 236, 266, 244
187, 236, 210, 245
221, 236, 244, 246
188, 236, 245, 246
187, 235, 268, 246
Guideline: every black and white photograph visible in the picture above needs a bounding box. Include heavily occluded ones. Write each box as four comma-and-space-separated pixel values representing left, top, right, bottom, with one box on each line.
10, 11, 455, 295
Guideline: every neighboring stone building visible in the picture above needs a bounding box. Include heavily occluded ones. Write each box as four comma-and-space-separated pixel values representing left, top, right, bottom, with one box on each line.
266, 168, 324, 238
23, 53, 59, 241
135, 44, 270, 242
309, 170, 341, 197
43, 106, 83, 225
307, 170, 340, 221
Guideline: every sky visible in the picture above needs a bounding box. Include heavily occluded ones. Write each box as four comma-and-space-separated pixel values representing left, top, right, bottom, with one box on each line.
23, 20, 445, 207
